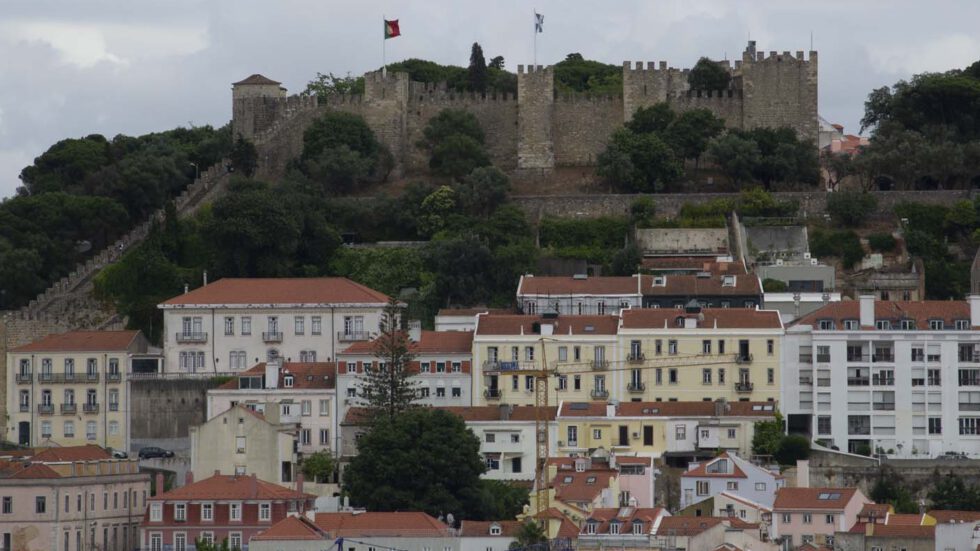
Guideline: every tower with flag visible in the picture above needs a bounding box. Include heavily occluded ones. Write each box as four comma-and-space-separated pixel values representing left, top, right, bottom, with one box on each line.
533, 11, 543, 66
382, 17, 400, 77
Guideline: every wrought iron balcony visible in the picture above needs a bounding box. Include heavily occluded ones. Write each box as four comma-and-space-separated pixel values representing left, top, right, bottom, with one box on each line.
735, 381, 754, 392
736, 354, 753, 365
83, 403, 100, 413
591, 389, 610, 399
873, 352, 895, 363
175, 332, 208, 344
484, 389, 502, 400
591, 360, 610, 370
627, 353, 645, 364
627, 382, 646, 392
847, 377, 870, 386
109, 403, 119, 412
336, 331, 369, 342
107, 372, 122, 383
19, 404, 29, 412
263, 331, 284, 343
61, 403, 77, 414
16, 372, 32, 384
37, 404, 54, 415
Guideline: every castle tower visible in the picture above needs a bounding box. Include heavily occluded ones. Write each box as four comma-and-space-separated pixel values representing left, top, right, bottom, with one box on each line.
517, 65, 555, 169
740, 44, 818, 144
231, 74, 288, 140
362, 71, 410, 176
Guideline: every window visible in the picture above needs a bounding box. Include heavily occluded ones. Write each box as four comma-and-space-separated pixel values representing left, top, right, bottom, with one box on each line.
224, 317, 234, 336
767, 339, 775, 355
818, 416, 831, 435
436, 362, 446, 373
259, 503, 271, 521
150, 503, 162, 521
675, 425, 686, 440
229, 533, 242, 550
782, 513, 791, 523
668, 340, 678, 355
511, 457, 522, 473
818, 319, 835, 330
702, 340, 712, 354
696, 481, 709, 495
593, 428, 602, 440
485, 456, 500, 470
755, 482, 766, 491
175, 533, 186, 551
41, 421, 52, 438
669, 368, 678, 384
817, 345, 831, 362
302, 400, 312, 416
930, 319, 944, 330
844, 319, 859, 330
525, 346, 535, 361
86, 421, 97, 441
320, 428, 330, 445
150, 534, 162, 551
768, 368, 775, 384
567, 426, 578, 445
64, 421, 75, 438
825, 514, 835, 524
295, 316, 305, 335
199, 532, 213, 546
727, 481, 738, 490
174, 503, 186, 521
1, 496, 10, 514
802, 513, 812, 524
319, 399, 330, 416
727, 428, 736, 439
702, 369, 712, 384
201, 503, 213, 521
229, 502, 242, 521
436, 387, 446, 398
490, 525, 502, 536
452, 387, 461, 398
241, 316, 251, 335
574, 375, 581, 390
609, 522, 621, 535
311, 316, 322, 335
929, 417, 942, 434
656, 368, 663, 385
108, 421, 119, 435
301, 429, 312, 445
284, 374, 294, 388
236, 436, 246, 453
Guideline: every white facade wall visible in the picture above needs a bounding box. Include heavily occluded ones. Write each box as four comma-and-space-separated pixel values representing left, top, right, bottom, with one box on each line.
783, 324, 980, 457
207, 388, 337, 456
518, 294, 642, 316
460, 535, 516, 551
680, 457, 783, 509
161, 305, 385, 374
469, 419, 558, 482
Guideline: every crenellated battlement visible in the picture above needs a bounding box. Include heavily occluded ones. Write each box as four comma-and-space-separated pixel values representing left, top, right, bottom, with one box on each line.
517, 64, 551, 75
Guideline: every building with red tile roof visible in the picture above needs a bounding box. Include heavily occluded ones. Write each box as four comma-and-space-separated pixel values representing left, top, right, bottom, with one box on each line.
536, 453, 658, 520
141, 472, 315, 551
772, 487, 871, 549
680, 453, 784, 509
6, 330, 152, 450
250, 512, 458, 551
639, 270, 763, 310
576, 506, 669, 547
0, 446, 148, 551
157, 277, 391, 375
784, 295, 980, 458
516, 274, 643, 316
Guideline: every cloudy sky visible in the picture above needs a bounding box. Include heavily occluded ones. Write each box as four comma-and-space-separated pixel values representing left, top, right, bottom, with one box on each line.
1, 0, 978, 198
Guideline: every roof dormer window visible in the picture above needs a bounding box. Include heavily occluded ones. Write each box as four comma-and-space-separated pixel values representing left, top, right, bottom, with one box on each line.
632, 521, 644, 535
818, 319, 835, 330
843, 320, 859, 330
929, 319, 944, 330
609, 521, 621, 535
956, 319, 970, 330
900, 319, 916, 330
722, 275, 736, 287
585, 521, 598, 535
653, 276, 666, 287
489, 524, 502, 536
283, 374, 294, 388
875, 320, 891, 330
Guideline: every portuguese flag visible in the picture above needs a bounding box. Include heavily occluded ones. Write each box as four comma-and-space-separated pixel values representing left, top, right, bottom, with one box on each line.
384, 19, 400, 39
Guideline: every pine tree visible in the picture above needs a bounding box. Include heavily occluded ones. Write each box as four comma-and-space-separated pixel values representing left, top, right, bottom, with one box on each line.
468, 42, 488, 93
357, 298, 419, 419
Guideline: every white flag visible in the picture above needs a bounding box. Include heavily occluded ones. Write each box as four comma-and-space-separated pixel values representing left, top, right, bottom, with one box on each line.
535, 12, 544, 33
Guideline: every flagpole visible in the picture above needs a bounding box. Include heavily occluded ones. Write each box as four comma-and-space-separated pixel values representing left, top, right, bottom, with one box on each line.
382, 14, 387, 78
533, 9, 537, 67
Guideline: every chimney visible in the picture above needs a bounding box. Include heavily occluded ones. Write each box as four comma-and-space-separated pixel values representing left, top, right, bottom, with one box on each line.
185, 471, 194, 486
250, 473, 258, 498
606, 403, 616, 417
203, 270, 208, 286
214, 469, 221, 476
183, 284, 189, 294
540, 322, 554, 336
796, 459, 810, 488
969, 295, 980, 328
714, 398, 728, 417
296, 472, 304, 494
499, 404, 512, 421
859, 295, 875, 327
155, 473, 165, 496
265, 361, 280, 389
865, 522, 874, 537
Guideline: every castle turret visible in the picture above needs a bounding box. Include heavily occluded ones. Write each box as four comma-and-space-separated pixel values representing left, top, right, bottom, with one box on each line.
362, 71, 410, 176
740, 44, 818, 144
517, 65, 555, 169
231, 74, 287, 140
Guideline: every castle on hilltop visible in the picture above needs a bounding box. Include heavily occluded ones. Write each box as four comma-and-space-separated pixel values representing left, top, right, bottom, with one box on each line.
232, 41, 817, 177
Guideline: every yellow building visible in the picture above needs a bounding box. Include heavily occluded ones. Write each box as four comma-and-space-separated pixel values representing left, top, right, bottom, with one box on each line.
556, 400, 777, 460
6, 331, 151, 450
472, 315, 621, 405
618, 308, 783, 403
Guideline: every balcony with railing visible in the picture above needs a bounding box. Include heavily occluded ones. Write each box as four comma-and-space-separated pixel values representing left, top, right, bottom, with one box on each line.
484, 389, 502, 400
872, 374, 895, 386
16, 372, 32, 384
960, 347, 980, 363
107, 372, 122, 383
263, 331, 284, 343
175, 332, 208, 344
591, 359, 610, 370
60, 403, 77, 414
873, 351, 895, 363
627, 382, 646, 393
736, 354, 753, 365
798, 373, 813, 385
336, 331, 369, 342
85, 373, 100, 383
627, 353, 645, 364
484, 360, 534, 372
848, 423, 871, 435
735, 381, 754, 392
18, 404, 29, 413
591, 389, 610, 400
109, 402, 119, 412
960, 402, 980, 412
847, 353, 870, 363
872, 401, 895, 411
37, 404, 54, 415
847, 377, 870, 386
816, 353, 831, 363
798, 353, 813, 364
83, 403, 100, 413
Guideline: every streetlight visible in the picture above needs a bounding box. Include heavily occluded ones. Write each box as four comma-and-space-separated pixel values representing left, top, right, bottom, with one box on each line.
189, 162, 199, 180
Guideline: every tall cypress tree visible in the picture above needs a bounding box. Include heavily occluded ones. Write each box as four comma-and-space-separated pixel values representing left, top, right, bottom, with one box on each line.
356, 299, 419, 420
468, 42, 488, 93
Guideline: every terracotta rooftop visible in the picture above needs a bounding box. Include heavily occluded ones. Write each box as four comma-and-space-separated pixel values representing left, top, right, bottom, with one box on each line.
558, 401, 778, 418
233, 74, 281, 85
253, 515, 324, 541
517, 275, 640, 296
655, 516, 725, 536
582, 507, 666, 535
794, 300, 975, 330
0, 461, 60, 479
217, 362, 336, 390
159, 277, 389, 306
681, 453, 748, 479
11, 330, 141, 353
150, 473, 314, 501
849, 523, 935, 538
928, 510, 980, 523
31, 445, 112, 462
476, 314, 619, 336
343, 405, 557, 425
552, 469, 616, 503
621, 307, 781, 329
313, 512, 450, 537
773, 488, 861, 510
340, 330, 473, 355
639, 272, 761, 297
886, 513, 929, 526
858, 503, 893, 518
533, 508, 581, 539
459, 520, 523, 537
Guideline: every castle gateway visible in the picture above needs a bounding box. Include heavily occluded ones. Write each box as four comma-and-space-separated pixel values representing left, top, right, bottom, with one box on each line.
232, 41, 816, 177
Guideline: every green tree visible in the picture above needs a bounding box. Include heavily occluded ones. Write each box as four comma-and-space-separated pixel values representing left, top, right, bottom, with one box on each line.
424, 236, 495, 307
688, 57, 731, 91
509, 520, 548, 549
762, 278, 787, 292
826, 191, 878, 227
419, 185, 458, 237
229, 135, 258, 177
928, 472, 980, 511
301, 450, 336, 483
626, 104, 675, 135
667, 109, 726, 167
302, 112, 380, 161
303, 145, 376, 195
456, 167, 511, 218
357, 299, 419, 420
468, 42, 489, 93
421, 109, 486, 148
597, 128, 682, 192
709, 133, 760, 188
751, 412, 785, 457
18, 135, 113, 195
870, 467, 919, 513
774, 434, 811, 465
868, 233, 897, 252
630, 197, 657, 227
610, 244, 641, 276
489, 56, 505, 69
430, 134, 491, 179
344, 408, 487, 518
303, 72, 365, 99
553, 53, 622, 96
822, 151, 854, 191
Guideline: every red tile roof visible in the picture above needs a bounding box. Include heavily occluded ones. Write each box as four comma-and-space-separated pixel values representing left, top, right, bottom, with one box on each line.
253, 516, 325, 541
340, 330, 473, 355
773, 488, 861, 510
0, 460, 60, 479
928, 510, 980, 523
150, 473, 314, 501
558, 401, 778, 418
517, 275, 640, 296
681, 454, 747, 479
794, 300, 974, 330
343, 405, 557, 425
313, 512, 450, 537
582, 507, 666, 534
886, 513, 928, 526
476, 314, 619, 336
459, 520, 523, 537
216, 362, 336, 390
533, 508, 581, 539
621, 308, 781, 329
552, 468, 617, 503
31, 445, 112, 462
850, 523, 935, 537
639, 273, 761, 297
858, 503, 892, 519
233, 74, 282, 85
11, 331, 141, 353
655, 516, 725, 536
159, 278, 389, 306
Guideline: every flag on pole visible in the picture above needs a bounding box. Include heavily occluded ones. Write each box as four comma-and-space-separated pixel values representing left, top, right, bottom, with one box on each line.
384, 19, 401, 39
534, 12, 544, 33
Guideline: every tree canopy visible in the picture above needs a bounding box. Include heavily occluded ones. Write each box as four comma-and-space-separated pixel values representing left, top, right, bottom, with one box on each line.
688, 57, 732, 91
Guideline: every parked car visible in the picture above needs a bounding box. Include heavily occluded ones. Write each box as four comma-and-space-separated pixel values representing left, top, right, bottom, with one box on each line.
108, 448, 128, 459
138, 446, 174, 459
940, 451, 969, 460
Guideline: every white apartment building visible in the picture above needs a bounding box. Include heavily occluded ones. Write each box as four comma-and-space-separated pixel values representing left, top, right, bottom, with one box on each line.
336, 326, 473, 423
158, 277, 390, 374
206, 361, 338, 456
782, 295, 980, 457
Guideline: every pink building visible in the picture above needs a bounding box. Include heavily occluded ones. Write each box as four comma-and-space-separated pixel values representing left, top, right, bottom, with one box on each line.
140, 472, 314, 551
0, 445, 149, 551
772, 487, 871, 550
